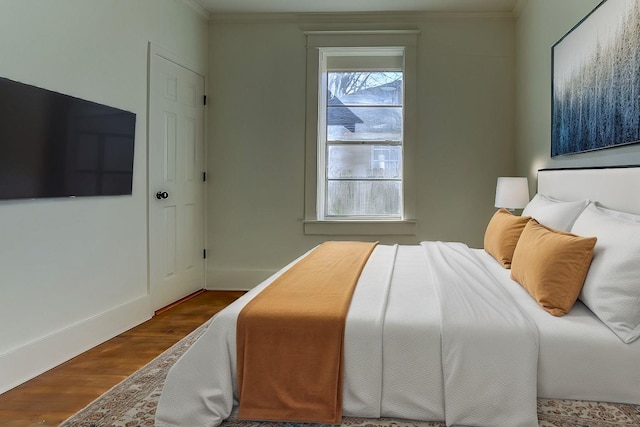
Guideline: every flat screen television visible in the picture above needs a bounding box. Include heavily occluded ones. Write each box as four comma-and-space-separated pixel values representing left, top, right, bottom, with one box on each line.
0, 76, 136, 201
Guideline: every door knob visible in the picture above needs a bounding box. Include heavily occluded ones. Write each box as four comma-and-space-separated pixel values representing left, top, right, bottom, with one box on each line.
155, 191, 169, 200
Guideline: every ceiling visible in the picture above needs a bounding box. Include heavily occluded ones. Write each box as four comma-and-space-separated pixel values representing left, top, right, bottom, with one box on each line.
192, 0, 521, 15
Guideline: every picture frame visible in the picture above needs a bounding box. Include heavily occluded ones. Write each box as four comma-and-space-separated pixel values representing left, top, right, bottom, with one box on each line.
551, 0, 640, 156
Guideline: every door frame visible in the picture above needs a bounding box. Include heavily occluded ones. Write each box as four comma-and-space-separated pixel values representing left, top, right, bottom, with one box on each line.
146, 42, 208, 306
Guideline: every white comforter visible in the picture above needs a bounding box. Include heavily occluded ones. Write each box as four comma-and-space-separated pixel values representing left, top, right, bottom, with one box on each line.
155, 242, 539, 427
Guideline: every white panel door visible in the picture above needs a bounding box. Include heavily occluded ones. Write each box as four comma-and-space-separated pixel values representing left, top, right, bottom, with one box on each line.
149, 53, 205, 311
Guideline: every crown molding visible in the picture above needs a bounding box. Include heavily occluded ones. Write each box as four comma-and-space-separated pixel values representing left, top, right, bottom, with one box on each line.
512, 0, 529, 18
181, 0, 210, 21
209, 11, 514, 25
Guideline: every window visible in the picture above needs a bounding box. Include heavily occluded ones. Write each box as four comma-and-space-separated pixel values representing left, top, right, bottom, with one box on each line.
304, 31, 418, 235
320, 48, 404, 219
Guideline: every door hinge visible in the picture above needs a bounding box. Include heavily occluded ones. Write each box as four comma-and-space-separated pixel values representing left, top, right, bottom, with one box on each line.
203, 249, 207, 259
203, 95, 207, 106
202, 171, 207, 182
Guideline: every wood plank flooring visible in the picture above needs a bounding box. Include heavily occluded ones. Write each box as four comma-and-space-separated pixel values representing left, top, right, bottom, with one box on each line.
0, 290, 244, 427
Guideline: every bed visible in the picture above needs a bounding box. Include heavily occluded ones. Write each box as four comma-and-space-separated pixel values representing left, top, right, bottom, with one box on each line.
155, 166, 640, 427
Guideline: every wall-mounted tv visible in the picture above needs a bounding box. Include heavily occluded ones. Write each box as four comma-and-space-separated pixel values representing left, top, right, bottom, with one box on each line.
0, 76, 136, 201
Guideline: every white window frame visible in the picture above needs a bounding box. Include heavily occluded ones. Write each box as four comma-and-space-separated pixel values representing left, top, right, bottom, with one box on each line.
303, 30, 419, 235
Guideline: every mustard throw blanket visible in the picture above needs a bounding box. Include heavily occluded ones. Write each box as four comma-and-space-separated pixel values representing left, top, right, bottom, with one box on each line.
236, 241, 378, 424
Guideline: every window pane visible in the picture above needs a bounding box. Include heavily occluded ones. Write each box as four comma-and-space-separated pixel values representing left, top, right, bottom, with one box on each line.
327, 180, 401, 216
327, 106, 402, 141
327, 72, 402, 106
327, 145, 401, 179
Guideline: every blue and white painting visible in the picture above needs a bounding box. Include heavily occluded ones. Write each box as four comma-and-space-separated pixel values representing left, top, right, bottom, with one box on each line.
551, 0, 640, 156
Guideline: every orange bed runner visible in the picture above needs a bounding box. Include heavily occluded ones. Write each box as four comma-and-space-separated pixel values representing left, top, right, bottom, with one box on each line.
236, 241, 378, 424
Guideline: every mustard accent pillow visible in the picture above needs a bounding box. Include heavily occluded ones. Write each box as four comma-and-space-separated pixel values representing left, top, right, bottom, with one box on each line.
484, 208, 531, 268
510, 219, 597, 316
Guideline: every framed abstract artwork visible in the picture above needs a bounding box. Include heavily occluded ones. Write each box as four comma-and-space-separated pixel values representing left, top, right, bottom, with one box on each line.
551, 0, 640, 156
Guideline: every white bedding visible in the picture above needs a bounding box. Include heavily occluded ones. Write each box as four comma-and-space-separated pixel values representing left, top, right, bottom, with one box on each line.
157, 244, 447, 427
479, 248, 640, 404
155, 241, 640, 427
156, 242, 538, 427
422, 242, 538, 426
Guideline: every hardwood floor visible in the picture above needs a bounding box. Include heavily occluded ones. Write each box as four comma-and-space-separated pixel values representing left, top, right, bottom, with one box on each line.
0, 290, 244, 427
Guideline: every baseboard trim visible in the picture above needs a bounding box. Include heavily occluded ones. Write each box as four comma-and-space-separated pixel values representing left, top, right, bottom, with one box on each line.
0, 295, 152, 394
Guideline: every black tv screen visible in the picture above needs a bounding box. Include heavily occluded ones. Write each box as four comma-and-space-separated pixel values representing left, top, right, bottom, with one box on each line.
0, 76, 136, 201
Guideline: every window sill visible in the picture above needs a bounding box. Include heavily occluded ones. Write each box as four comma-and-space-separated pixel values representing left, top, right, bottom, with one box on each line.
303, 219, 417, 236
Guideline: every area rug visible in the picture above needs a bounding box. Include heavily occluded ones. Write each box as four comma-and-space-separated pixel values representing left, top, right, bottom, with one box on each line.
60, 320, 640, 427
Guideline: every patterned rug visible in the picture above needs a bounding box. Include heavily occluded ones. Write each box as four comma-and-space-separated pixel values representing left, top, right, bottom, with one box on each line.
60, 321, 640, 427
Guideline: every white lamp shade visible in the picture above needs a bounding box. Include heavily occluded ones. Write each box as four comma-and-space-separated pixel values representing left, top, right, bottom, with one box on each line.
495, 177, 530, 209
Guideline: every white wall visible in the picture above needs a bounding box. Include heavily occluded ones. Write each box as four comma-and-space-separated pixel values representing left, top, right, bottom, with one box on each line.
0, 0, 207, 393
515, 0, 640, 183
206, 14, 516, 289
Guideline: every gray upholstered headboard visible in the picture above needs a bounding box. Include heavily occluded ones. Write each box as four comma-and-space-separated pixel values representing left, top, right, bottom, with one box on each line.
537, 166, 640, 215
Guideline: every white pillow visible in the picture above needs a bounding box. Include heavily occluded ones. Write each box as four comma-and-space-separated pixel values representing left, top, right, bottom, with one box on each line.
522, 194, 588, 231
594, 202, 640, 223
571, 203, 640, 343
